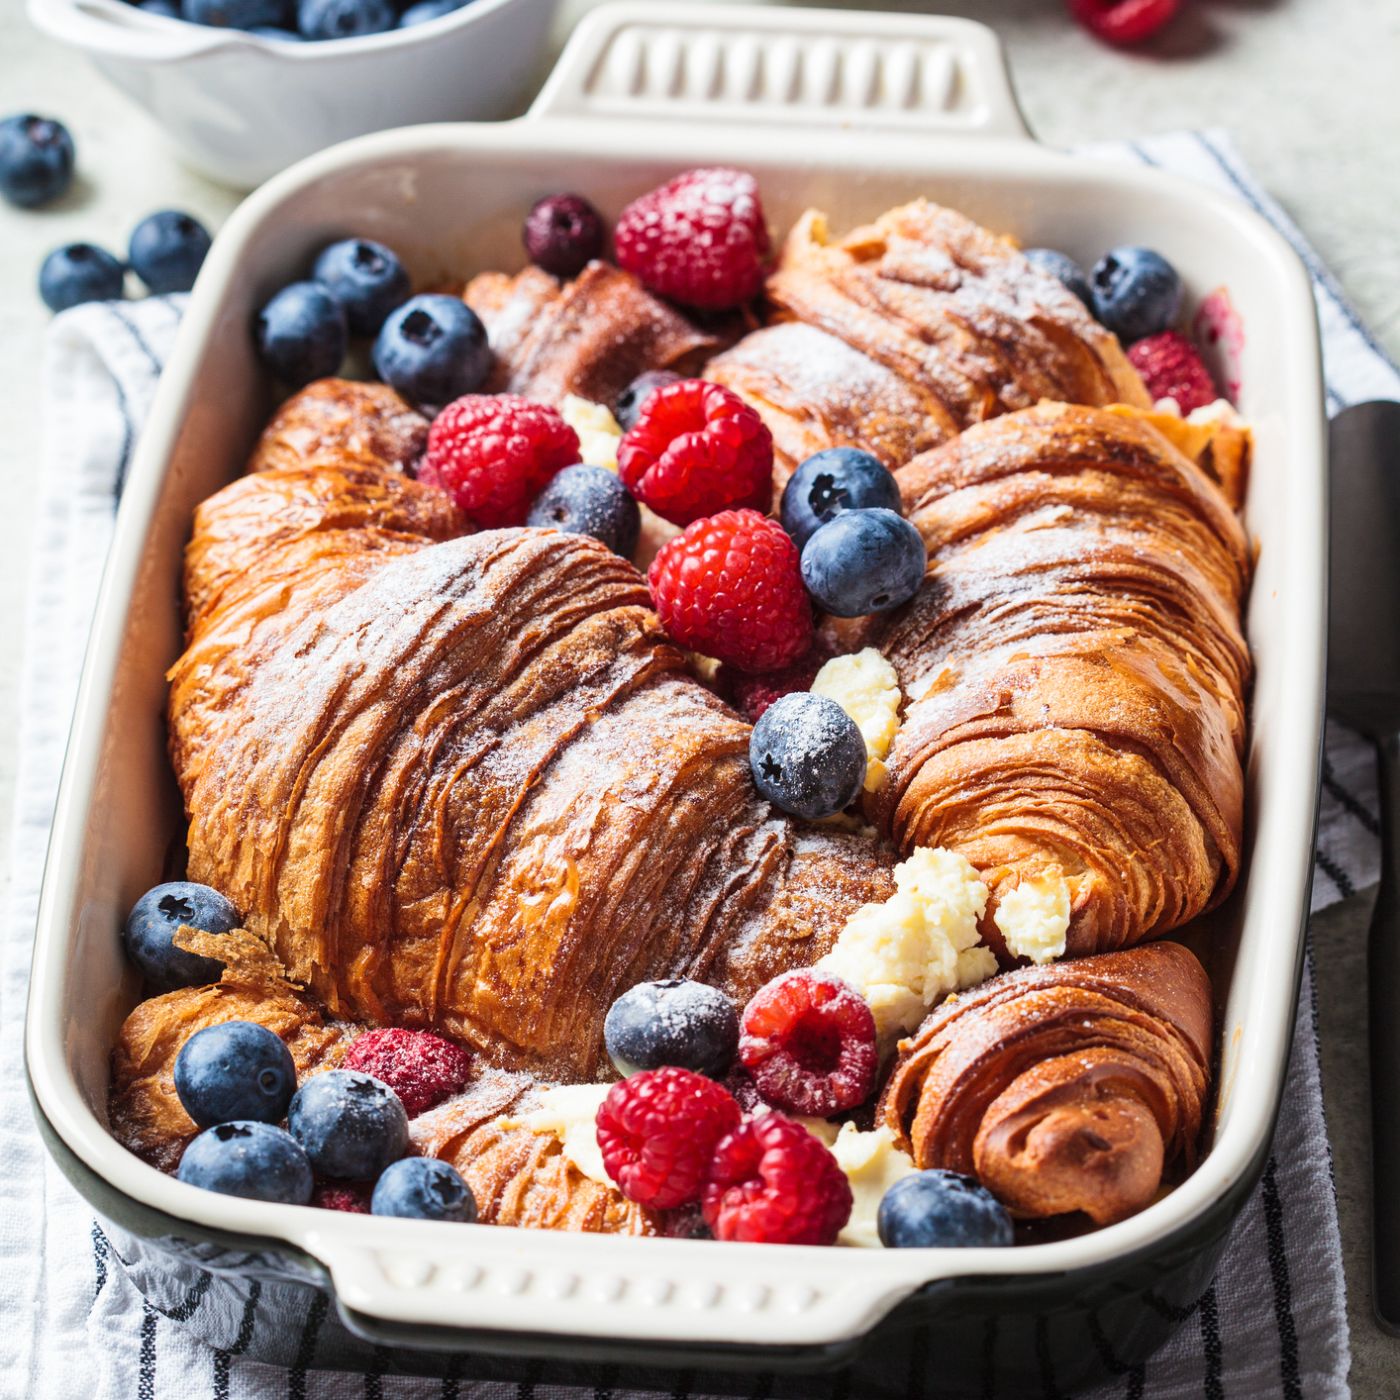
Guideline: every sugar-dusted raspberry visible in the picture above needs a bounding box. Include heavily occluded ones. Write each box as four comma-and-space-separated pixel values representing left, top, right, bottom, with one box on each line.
1068, 0, 1179, 46
1127, 330, 1219, 414
341, 1028, 471, 1118
738, 970, 878, 1117
720, 644, 830, 724
702, 1113, 852, 1245
596, 1066, 741, 1210
648, 509, 812, 674
311, 1180, 372, 1214
614, 167, 771, 311
419, 394, 580, 528
617, 379, 773, 527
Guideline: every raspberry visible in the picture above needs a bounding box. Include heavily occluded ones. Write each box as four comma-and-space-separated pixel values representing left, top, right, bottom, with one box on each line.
648, 509, 812, 674
720, 645, 829, 724
615, 167, 771, 311
419, 394, 580, 528
311, 1180, 372, 1213
341, 1028, 471, 1118
596, 1067, 741, 1210
738, 970, 878, 1117
1068, 0, 1179, 46
1127, 330, 1219, 414
702, 1113, 852, 1245
617, 379, 774, 527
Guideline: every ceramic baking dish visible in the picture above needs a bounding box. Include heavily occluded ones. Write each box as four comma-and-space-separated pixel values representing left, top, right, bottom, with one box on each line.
25, 5, 1327, 1393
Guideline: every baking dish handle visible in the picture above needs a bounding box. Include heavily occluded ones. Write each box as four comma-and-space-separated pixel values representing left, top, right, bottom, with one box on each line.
528, 2, 1031, 142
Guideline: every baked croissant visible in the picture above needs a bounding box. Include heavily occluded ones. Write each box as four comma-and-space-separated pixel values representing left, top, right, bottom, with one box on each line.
879, 941, 1213, 1224
707, 202, 1150, 483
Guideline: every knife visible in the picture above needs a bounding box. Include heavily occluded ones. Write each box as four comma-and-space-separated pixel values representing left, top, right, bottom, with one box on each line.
1328, 398, 1400, 1334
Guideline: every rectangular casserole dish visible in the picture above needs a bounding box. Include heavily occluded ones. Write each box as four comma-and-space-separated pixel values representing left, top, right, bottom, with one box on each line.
24, 5, 1327, 1393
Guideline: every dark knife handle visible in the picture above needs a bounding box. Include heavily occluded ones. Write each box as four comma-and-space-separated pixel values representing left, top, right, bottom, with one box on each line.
1372, 730, 1400, 1333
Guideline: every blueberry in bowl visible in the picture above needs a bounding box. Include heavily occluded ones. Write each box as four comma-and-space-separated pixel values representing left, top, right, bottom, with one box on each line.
1023, 247, 1094, 307
296, 0, 395, 40
800, 508, 926, 618
749, 691, 867, 821
877, 1168, 1014, 1249
287, 1070, 408, 1180
526, 464, 640, 559
371, 1157, 477, 1222
177, 1121, 314, 1204
1091, 245, 1183, 343
780, 447, 901, 550
372, 294, 493, 408
254, 280, 347, 388
185, 0, 292, 28
604, 978, 739, 1079
311, 237, 409, 336
122, 880, 241, 990
174, 1020, 298, 1128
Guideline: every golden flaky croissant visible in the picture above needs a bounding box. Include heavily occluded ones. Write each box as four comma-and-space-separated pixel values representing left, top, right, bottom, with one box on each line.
707, 203, 1150, 483
879, 941, 1213, 1225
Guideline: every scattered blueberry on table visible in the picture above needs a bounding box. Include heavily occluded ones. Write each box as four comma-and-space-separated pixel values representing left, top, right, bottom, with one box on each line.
522, 193, 606, 280
749, 691, 867, 820
877, 1169, 1015, 1249
177, 1121, 315, 1204
800, 508, 927, 618
604, 978, 740, 1079
122, 880, 241, 990
312, 237, 410, 336
371, 293, 493, 407
254, 280, 349, 388
1090, 244, 1183, 342
0, 113, 75, 209
174, 1020, 298, 1129
526, 464, 641, 558
371, 1157, 477, 1222
38, 243, 126, 313
287, 1070, 409, 1180
780, 446, 902, 550
129, 210, 212, 294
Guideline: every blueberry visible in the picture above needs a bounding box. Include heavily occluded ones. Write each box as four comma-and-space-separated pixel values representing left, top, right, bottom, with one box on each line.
371, 1157, 478, 1222
249, 23, 302, 36
128, 210, 212, 295
288, 1070, 408, 1180
136, 0, 182, 15
312, 238, 409, 336
877, 1169, 1014, 1249
398, 0, 465, 26
526, 464, 640, 558
372, 294, 492, 408
780, 447, 900, 550
0, 114, 75, 209
522, 194, 605, 280
122, 881, 241, 991
296, 0, 394, 39
800, 509, 925, 619
38, 243, 125, 313
749, 691, 866, 821
174, 1021, 297, 1129
613, 370, 679, 432
1090, 245, 1183, 342
604, 979, 739, 1079
1024, 247, 1093, 308
177, 1121, 314, 1204
186, 0, 290, 27
254, 281, 347, 388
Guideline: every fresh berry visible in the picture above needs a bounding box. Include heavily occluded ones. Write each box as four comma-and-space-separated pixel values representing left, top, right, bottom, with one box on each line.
749, 691, 866, 820
800, 509, 926, 618
1127, 329, 1218, 413
523, 194, 605, 280
128, 210, 212, 295
617, 379, 773, 527
122, 881, 241, 991
397, 0, 464, 23
702, 1113, 852, 1245
526, 463, 641, 558
604, 979, 739, 1079
187, 0, 290, 26
420, 394, 579, 528
250, 22, 301, 36
312, 238, 410, 336
138, 0, 182, 14
720, 1065, 765, 1115
1090, 245, 1183, 342
613, 370, 680, 432
177, 1121, 313, 1204
372, 294, 493, 408
615, 167, 771, 311
877, 1169, 1015, 1248
254, 281, 347, 387
647, 509, 812, 674
1023, 247, 1093, 307
296, 0, 393, 38
371, 1156, 478, 1221
174, 1021, 297, 1129
0, 114, 74, 209
287, 1070, 408, 1180
660, 1204, 712, 1239
595, 1067, 741, 1210
1068, 0, 1180, 47
38, 243, 125, 313
720, 647, 828, 724
780, 447, 901, 550
312, 1180, 371, 1213
341, 1027, 471, 1118
738, 969, 877, 1116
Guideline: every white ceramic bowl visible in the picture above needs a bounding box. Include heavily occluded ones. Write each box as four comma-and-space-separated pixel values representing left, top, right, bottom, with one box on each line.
26, 0, 559, 188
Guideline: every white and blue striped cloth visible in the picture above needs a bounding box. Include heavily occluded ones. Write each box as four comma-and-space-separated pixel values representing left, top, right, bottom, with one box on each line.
2, 132, 1395, 1400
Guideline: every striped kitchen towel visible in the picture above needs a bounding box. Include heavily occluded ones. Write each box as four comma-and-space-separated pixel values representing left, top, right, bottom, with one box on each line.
1, 131, 1393, 1400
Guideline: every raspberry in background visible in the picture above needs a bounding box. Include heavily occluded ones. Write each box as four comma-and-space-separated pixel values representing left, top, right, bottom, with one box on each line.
648, 509, 812, 674
311, 1180, 372, 1214
702, 1113, 853, 1245
1127, 330, 1220, 414
342, 1027, 472, 1118
419, 394, 580, 528
1068, 0, 1179, 46
596, 1066, 741, 1210
615, 167, 771, 311
618, 379, 773, 527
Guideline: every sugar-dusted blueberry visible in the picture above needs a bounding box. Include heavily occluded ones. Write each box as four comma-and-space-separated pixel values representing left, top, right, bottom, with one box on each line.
288, 1070, 408, 1180
800, 508, 926, 618
128, 210, 212, 295
122, 880, 241, 990
0, 114, 75, 209
522, 194, 605, 280
254, 280, 347, 388
604, 979, 739, 1079
38, 243, 125, 313
749, 691, 866, 821
613, 369, 679, 432
372, 294, 492, 408
174, 1020, 297, 1129
186, 0, 290, 28
526, 464, 640, 558
296, 0, 394, 39
312, 237, 409, 336
371, 1157, 478, 1222
1024, 247, 1093, 308
779, 447, 900, 550
877, 1169, 1014, 1249
1090, 245, 1183, 343
397, 0, 464, 24
177, 1121, 314, 1204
